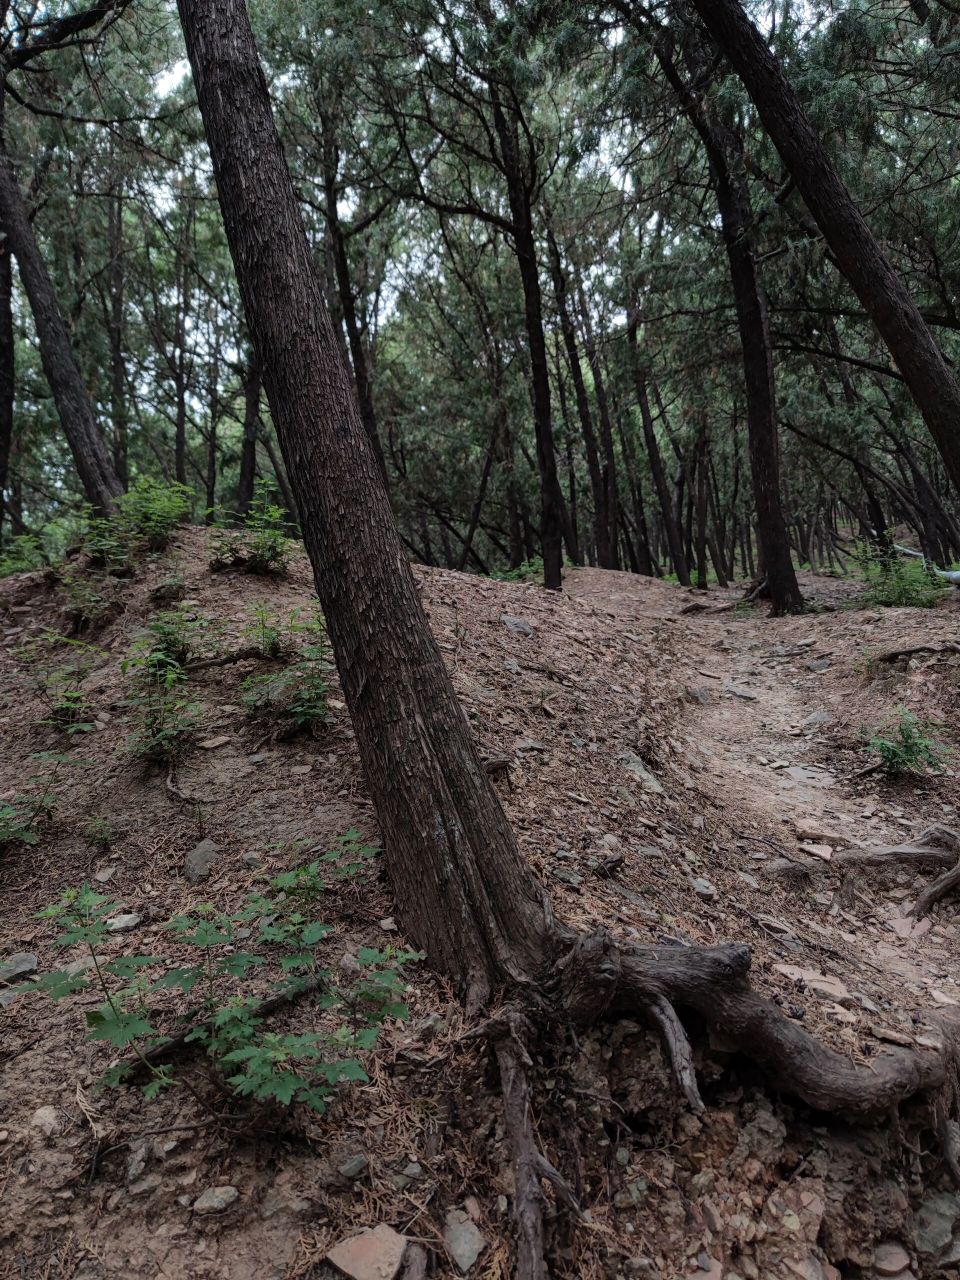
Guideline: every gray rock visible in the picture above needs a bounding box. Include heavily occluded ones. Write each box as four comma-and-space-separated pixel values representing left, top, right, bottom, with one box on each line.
241, 850, 262, 869
737, 871, 760, 890
326, 1223, 409, 1280
617, 751, 664, 794
686, 686, 712, 705
805, 659, 832, 673
125, 1140, 149, 1184
184, 838, 220, 883
915, 1191, 959, 1254
30, 1105, 60, 1138
337, 1153, 369, 1180
802, 710, 834, 729
443, 1207, 487, 1273
0, 952, 37, 982
106, 913, 141, 933
402, 1161, 423, 1180
259, 1188, 312, 1219
339, 952, 362, 977
689, 877, 718, 901
551, 867, 583, 888
500, 613, 533, 636
872, 1242, 911, 1276
724, 683, 758, 701
193, 1185, 239, 1214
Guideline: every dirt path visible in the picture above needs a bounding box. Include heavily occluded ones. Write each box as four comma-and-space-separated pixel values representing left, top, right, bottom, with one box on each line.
567, 565, 960, 1015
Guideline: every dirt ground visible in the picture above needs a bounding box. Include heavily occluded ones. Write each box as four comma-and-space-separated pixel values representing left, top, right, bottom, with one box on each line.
2, 531, 960, 1280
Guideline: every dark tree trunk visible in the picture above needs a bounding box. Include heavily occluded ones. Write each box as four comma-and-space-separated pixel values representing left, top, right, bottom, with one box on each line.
658, 41, 803, 614
627, 322, 690, 584
178, 0, 551, 1007
0, 237, 12, 541
0, 142, 122, 512
574, 275, 621, 571
690, 0, 960, 499
321, 136, 390, 495
106, 182, 129, 489
488, 90, 568, 589
237, 352, 260, 515
546, 229, 611, 568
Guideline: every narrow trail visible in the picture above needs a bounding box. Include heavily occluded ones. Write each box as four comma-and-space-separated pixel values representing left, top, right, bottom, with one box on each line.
567, 566, 960, 1015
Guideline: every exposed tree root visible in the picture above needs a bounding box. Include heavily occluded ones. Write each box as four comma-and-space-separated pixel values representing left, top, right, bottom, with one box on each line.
767, 825, 960, 920
185, 644, 273, 672
164, 764, 205, 806
558, 932, 960, 1119
873, 641, 960, 665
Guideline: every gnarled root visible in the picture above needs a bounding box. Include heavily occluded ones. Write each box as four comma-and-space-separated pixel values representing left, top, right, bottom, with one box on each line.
913, 857, 960, 919
560, 932, 960, 1120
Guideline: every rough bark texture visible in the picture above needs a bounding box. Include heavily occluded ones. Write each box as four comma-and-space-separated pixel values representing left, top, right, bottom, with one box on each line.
0, 142, 122, 512
177, 0, 553, 1009
690, 0, 960, 498
0, 238, 12, 540
236, 352, 260, 515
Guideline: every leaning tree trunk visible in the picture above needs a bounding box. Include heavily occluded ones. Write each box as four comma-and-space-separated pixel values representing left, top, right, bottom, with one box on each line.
178, 3, 960, 1273
236, 351, 260, 515
690, 0, 960, 500
177, 0, 552, 1010
0, 237, 12, 542
0, 142, 122, 513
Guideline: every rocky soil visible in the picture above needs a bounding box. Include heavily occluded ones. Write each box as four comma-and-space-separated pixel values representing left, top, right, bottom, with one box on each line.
1, 532, 959, 1279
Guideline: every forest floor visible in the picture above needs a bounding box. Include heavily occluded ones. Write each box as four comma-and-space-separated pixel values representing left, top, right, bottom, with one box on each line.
1, 530, 960, 1280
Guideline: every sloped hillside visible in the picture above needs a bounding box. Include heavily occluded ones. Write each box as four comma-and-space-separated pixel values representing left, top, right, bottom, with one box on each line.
1, 531, 959, 1280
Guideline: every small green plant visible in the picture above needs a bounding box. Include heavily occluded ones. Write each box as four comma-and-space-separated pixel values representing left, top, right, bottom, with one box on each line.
118, 478, 191, 550
210, 485, 291, 577
0, 533, 48, 577
855, 543, 945, 609
0, 751, 69, 850
490, 555, 546, 583
59, 566, 120, 633
241, 635, 332, 736
81, 816, 114, 851
123, 615, 201, 763
243, 603, 286, 658
864, 706, 951, 775
21, 839, 416, 1117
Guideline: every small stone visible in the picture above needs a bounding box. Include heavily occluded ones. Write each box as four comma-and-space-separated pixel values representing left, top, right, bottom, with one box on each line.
551, 867, 583, 888
241, 850, 262, 869
804, 659, 832, 673
198, 735, 231, 749
337, 1153, 369, 1180
443, 1208, 488, 1273
617, 751, 664, 794
0, 952, 38, 982
402, 1161, 423, 1180
737, 871, 759, 890
801, 711, 834, 729
689, 877, 718, 901
723, 684, 758, 701
915, 1191, 959, 1254
193, 1185, 239, 1214
873, 1242, 911, 1276
339, 952, 362, 977
184, 838, 220, 883
500, 613, 533, 636
30, 1105, 60, 1138
106, 913, 141, 933
686, 686, 712, 705
259, 1188, 312, 1219
93, 867, 116, 883
326, 1223, 408, 1280
379, 916, 397, 932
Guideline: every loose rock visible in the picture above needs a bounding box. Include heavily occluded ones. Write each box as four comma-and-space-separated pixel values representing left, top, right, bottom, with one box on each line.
193, 1185, 239, 1214
0, 952, 38, 982
443, 1208, 488, 1273
184, 838, 220, 883
106, 913, 142, 933
326, 1223, 409, 1280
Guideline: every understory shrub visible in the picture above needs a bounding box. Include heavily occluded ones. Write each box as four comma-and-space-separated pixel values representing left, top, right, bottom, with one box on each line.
20, 833, 416, 1117
864, 706, 951, 775
855, 543, 945, 609
210, 485, 291, 576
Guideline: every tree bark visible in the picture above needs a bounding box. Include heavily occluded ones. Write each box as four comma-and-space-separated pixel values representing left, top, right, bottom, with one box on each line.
0, 236, 12, 541
0, 141, 122, 512
689, 0, 960, 499
177, 0, 552, 1008
237, 351, 260, 515
658, 39, 803, 614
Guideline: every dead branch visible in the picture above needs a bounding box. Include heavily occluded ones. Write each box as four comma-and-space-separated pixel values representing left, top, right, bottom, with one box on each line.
873, 642, 960, 665
913, 858, 960, 919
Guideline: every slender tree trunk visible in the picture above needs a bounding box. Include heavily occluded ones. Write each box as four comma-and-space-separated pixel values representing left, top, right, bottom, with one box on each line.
658, 41, 802, 613
0, 237, 12, 541
0, 141, 121, 512
237, 351, 260, 515
488, 91, 568, 588
546, 230, 610, 567
627, 321, 690, 584
690, 0, 960, 498
106, 181, 129, 489
177, 0, 551, 1007
574, 275, 621, 570
321, 136, 390, 494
